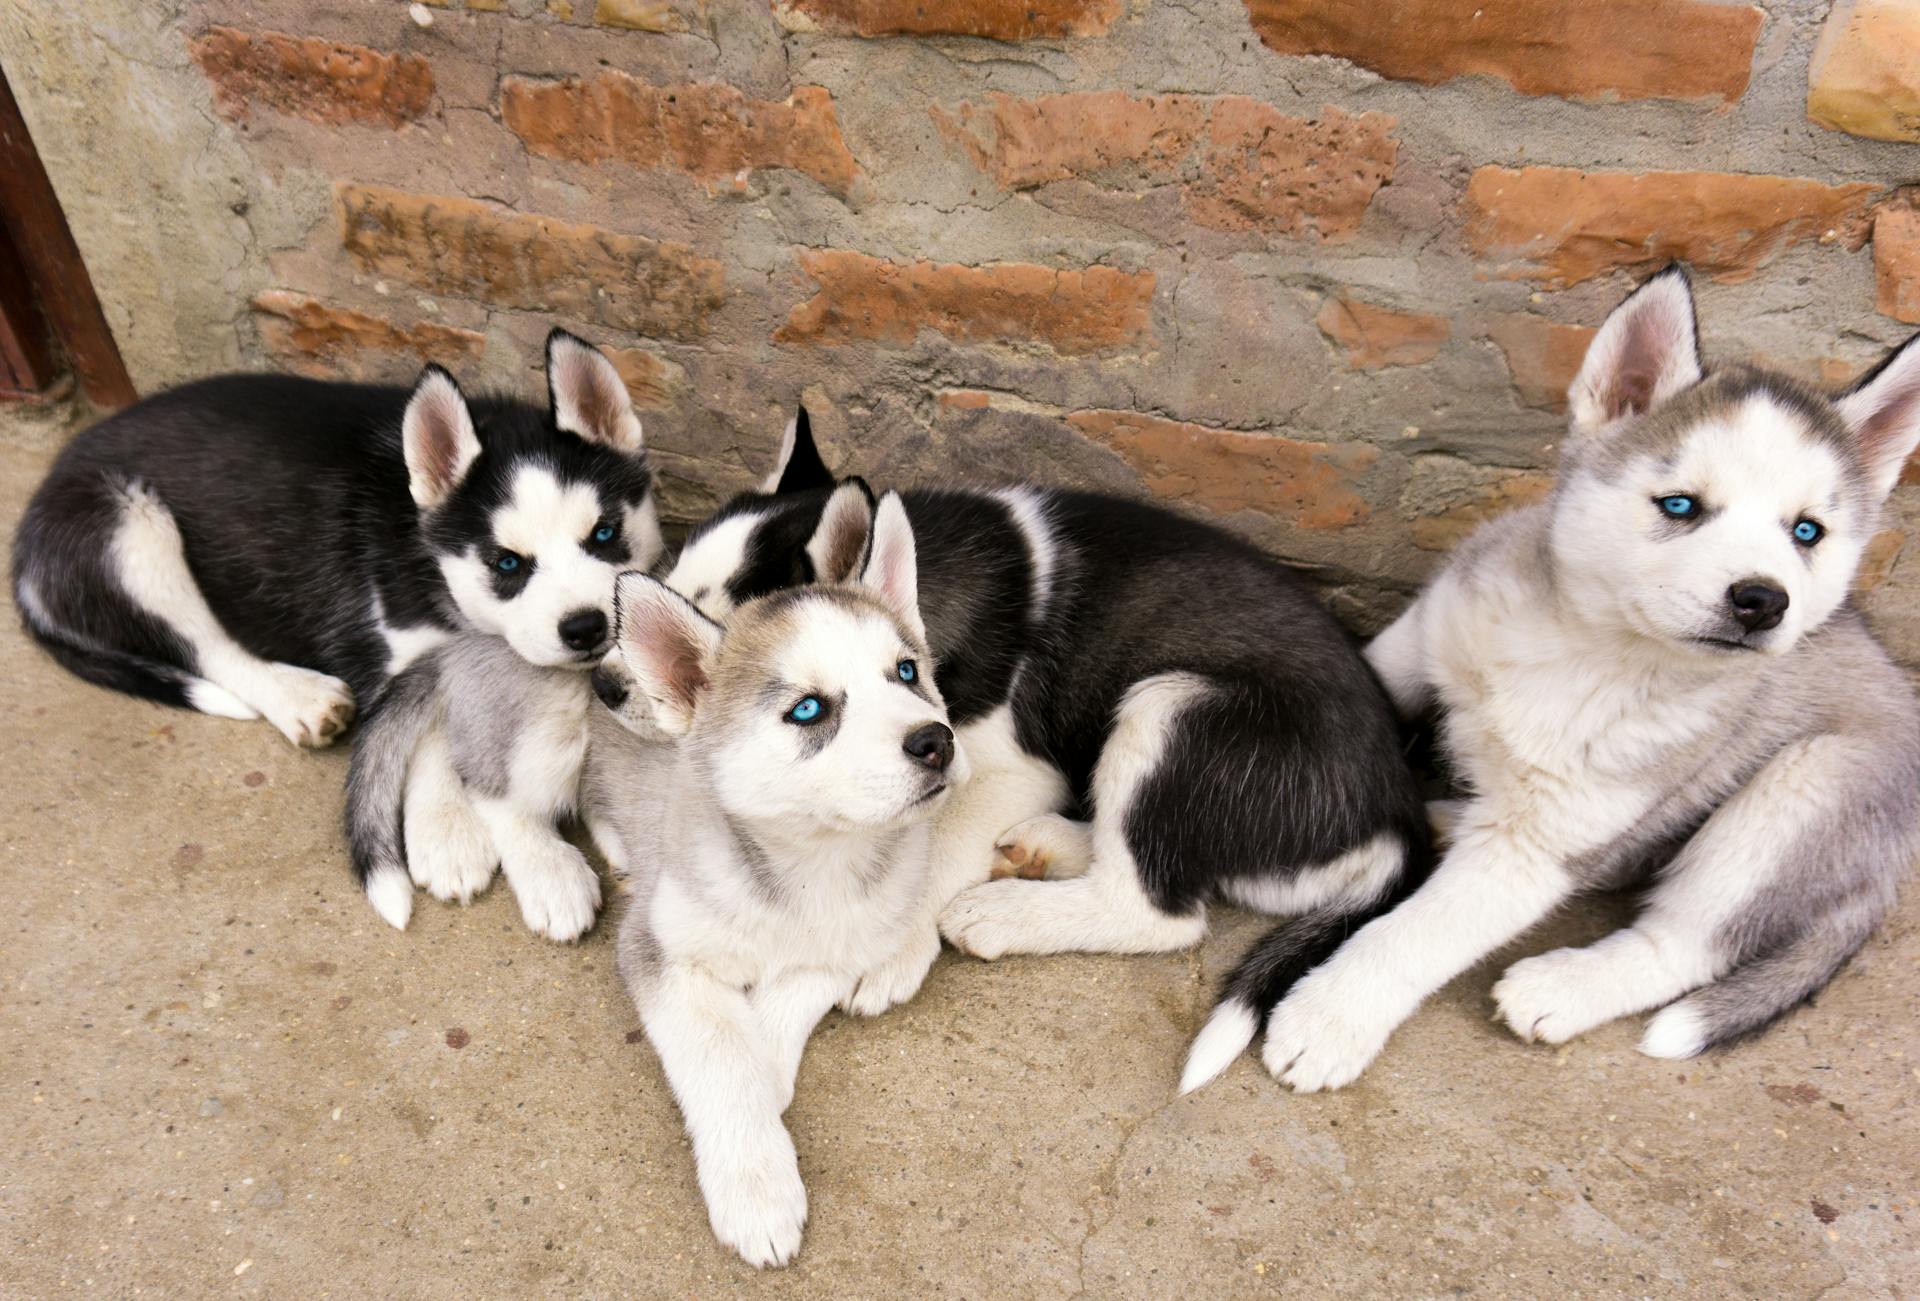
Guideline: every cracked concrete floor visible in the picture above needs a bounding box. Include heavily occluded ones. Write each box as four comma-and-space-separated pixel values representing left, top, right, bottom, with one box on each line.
2, 404, 1918, 1300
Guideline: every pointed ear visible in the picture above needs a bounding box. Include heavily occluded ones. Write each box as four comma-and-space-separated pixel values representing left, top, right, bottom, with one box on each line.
806, 478, 875, 584
760, 405, 835, 495
855, 491, 924, 644
547, 329, 643, 454
1837, 334, 1920, 500
402, 365, 481, 510
1568, 266, 1703, 436
613, 572, 723, 737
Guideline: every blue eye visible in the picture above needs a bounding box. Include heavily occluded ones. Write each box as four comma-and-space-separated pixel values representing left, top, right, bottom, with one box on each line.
592, 524, 617, 544
1658, 495, 1698, 518
787, 696, 823, 724
1793, 519, 1824, 546
494, 553, 521, 573
897, 659, 917, 683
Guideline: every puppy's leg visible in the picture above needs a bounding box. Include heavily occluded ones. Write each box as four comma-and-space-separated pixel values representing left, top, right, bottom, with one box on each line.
472, 798, 601, 942
991, 813, 1094, 880
842, 921, 942, 1018
403, 727, 497, 904
751, 969, 848, 1112
638, 967, 807, 1268
1262, 821, 1572, 1091
940, 674, 1212, 959
109, 483, 355, 747
1364, 595, 1433, 717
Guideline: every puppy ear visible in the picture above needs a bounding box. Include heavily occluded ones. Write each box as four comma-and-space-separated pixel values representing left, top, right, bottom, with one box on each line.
546, 328, 644, 454
760, 404, 835, 495
806, 478, 876, 584
402, 365, 481, 511
855, 491, 924, 645
1568, 265, 1703, 436
1837, 333, 1920, 500
613, 572, 723, 737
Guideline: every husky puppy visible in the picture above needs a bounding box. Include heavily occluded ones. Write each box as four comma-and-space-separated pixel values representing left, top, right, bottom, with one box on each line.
12, 330, 660, 752
588, 494, 964, 1267
659, 415, 1429, 1062
1183, 268, 1920, 1094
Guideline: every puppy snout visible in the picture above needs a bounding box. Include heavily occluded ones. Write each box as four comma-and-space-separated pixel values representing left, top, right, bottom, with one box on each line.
903, 722, 955, 772
559, 608, 610, 653
1727, 579, 1789, 633
590, 666, 628, 711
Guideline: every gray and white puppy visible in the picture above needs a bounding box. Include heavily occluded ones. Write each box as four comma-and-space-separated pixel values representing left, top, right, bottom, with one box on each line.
584, 492, 965, 1268
1186, 267, 1920, 1093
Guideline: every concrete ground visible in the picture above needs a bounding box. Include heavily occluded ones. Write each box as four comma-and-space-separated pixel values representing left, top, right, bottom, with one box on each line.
2, 404, 1916, 1301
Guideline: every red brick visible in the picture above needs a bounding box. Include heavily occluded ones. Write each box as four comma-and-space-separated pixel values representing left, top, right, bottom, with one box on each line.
776, 252, 1153, 355
1411, 472, 1554, 551
1485, 315, 1597, 409
593, 0, 688, 31
605, 346, 685, 411
1242, 0, 1761, 104
1874, 205, 1920, 324
1808, 1, 1920, 143
502, 76, 861, 195
774, 0, 1119, 39
336, 184, 726, 340
189, 27, 433, 128
1066, 409, 1376, 527
1316, 294, 1448, 369
251, 291, 482, 380
1464, 166, 1878, 287
935, 92, 1395, 240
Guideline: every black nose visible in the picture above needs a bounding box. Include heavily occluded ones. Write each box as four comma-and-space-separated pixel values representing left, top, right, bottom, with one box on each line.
591, 666, 628, 711
1727, 580, 1789, 632
559, 609, 609, 652
903, 722, 954, 772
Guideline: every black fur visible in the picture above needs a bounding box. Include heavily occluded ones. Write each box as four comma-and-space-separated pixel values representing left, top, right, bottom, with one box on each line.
13, 368, 653, 709
690, 414, 1430, 1021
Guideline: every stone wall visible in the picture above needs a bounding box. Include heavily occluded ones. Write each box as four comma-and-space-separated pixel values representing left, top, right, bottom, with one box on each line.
4, 0, 1918, 654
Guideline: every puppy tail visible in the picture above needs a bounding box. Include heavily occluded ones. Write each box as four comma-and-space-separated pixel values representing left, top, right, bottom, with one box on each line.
1640, 921, 1874, 1059
1179, 833, 1429, 1096
344, 659, 443, 931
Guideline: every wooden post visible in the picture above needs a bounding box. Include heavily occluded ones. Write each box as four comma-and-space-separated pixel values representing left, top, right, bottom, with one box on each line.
0, 61, 137, 409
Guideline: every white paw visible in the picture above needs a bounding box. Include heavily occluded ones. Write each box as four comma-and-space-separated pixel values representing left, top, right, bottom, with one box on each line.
990, 813, 1093, 881
503, 839, 602, 942
1493, 949, 1612, 1045
405, 792, 497, 903
1260, 972, 1396, 1093
843, 925, 940, 1017
938, 879, 1035, 960
256, 664, 356, 748
1639, 1002, 1707, 1059
701, 1127, 808, 1268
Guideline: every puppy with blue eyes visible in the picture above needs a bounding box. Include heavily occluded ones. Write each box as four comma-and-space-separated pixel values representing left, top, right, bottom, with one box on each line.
582, 490, 965, 1268
1184, 267, 1920, 1094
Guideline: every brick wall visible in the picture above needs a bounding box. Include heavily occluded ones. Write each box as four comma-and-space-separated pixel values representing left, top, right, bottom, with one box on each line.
5, 0, 1919, 657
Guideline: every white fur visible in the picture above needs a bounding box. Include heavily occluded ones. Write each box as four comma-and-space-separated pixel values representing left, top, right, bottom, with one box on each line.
664, 510, 764, 621
364, 863, 414, 930
1638, 1003, 1708, 1058
476, 667, 598, 941
109, 483, 355, 747
401, 369, 481, 511
403, 727, 497, 903
992, 812, 1094, 880
370, 590, 450, 678
1179, 1002, 1259, 1096
1220, 832, 1400, 915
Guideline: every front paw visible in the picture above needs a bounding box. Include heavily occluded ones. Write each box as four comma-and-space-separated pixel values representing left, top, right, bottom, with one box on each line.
938, 879, 1033, 960
259, 664, 356, 748
1261, 972, 1397, 1093
1493, 949, 1609, 1045
406, 797, 496, 903
701, 1126, 808, 1268
843, 926, 940, 1017
990, 813, 1093, 881
503, 840, 602, 942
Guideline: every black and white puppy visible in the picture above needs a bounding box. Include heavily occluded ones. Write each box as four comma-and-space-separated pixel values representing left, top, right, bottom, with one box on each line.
12, 330, 661, 751
659, 415, 1430, 1082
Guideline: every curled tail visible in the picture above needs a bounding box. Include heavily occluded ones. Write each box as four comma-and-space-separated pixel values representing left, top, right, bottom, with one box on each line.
344, 659, 443, 930
1179, 833, 1431, 1095
1640, 922, 1874, 1059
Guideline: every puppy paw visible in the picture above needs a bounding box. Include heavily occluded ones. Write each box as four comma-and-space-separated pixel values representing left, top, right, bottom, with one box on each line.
1493, 949, 1613, 1045
990, 814, 1093, 881
503, 840, 602, 943
843, 926, 940, 1017
702, 1128, 808, 1268
405, 794, 497, 904
938, 879, 1038, 960
258, 664, 356, 748
1261, 973, 1396, 1093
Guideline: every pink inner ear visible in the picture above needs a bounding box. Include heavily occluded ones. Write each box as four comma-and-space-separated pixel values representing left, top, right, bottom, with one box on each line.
629, 603, 709, 713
